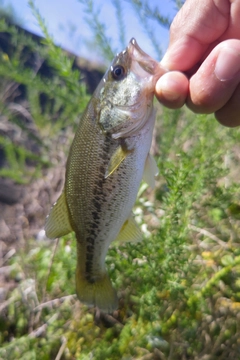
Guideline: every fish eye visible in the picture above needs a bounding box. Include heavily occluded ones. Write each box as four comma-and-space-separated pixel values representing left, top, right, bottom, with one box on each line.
111, 65, 126, 81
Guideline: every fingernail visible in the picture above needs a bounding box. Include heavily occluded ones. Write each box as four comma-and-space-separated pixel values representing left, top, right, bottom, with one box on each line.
160, 54, 170, 69
214, 47, 240, 81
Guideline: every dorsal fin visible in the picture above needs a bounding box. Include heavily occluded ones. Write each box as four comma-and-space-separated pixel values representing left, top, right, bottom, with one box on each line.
45, 190, 73, 239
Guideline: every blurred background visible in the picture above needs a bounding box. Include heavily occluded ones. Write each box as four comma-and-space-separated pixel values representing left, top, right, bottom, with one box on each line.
0, 1, 240, 359
0, 0, 177, 61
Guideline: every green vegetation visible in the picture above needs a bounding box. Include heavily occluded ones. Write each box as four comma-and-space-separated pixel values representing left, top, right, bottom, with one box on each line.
1, 1, 240, 359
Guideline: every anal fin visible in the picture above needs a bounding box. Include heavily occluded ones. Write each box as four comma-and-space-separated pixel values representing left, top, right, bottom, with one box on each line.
45, 190, 73, 239
114, 214, 143, 244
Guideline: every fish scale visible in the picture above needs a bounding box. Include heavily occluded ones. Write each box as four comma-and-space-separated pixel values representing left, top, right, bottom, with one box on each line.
45, 38, 166, 312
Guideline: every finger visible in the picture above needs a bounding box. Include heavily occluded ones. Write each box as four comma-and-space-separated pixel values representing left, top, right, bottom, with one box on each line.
187, 40, 240, 114
155, 71, 189, 109
161, 0, 229, 70
215, 83, 240, 127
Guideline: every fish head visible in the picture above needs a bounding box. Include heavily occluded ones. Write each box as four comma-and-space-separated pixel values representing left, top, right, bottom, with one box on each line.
97, 38, 166, 138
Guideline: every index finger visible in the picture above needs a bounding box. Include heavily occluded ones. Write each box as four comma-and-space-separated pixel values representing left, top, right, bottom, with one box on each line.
161, 0, 230, 70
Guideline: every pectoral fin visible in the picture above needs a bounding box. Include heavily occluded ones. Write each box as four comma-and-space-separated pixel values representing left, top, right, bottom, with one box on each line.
143, 153, 159, 189
45, 190, 73, 239
105, 145, 130, 178
114, 214, 143, 243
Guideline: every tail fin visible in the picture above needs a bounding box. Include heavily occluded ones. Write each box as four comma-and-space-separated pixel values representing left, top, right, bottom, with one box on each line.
76, 267, 118, 313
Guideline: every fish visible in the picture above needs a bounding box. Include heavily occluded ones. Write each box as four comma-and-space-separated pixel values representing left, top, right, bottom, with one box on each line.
45, 38, 165, 313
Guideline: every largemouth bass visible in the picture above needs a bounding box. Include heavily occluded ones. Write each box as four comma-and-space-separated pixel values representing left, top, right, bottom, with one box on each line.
45, 38, 165, 312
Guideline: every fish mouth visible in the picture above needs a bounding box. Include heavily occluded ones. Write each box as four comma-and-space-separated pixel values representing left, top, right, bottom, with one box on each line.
127, 38, 166, 79
109, 39, 165, 139
102, 39, 167, 139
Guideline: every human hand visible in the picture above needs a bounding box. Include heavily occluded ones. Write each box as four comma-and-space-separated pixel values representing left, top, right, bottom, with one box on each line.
155, 0, 240, 127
